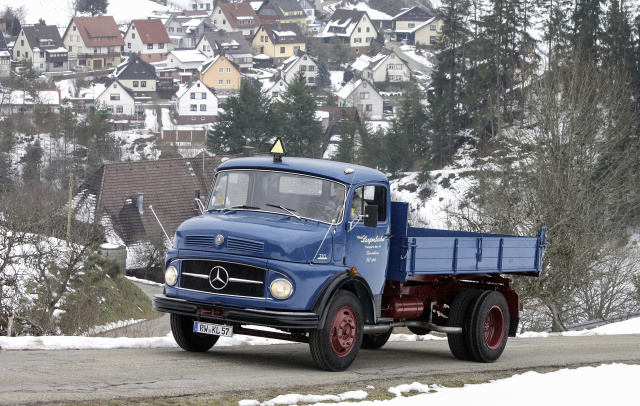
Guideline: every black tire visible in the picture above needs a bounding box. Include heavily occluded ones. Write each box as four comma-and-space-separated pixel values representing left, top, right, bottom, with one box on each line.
171, 314, 219, 352
466, 291, 510, 363
447, 289, 482, 361
309, 290, 363, 371
361, 329, 393, 350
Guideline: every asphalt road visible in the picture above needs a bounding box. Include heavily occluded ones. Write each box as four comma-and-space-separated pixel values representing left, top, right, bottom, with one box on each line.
1, 334, 639, 404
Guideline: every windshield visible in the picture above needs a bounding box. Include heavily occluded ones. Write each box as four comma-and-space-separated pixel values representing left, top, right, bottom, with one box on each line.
209, 170, 347, 224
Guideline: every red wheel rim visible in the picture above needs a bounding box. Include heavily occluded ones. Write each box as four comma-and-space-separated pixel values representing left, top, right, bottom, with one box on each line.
484, 305, 505, 350
330, 306, 357, 357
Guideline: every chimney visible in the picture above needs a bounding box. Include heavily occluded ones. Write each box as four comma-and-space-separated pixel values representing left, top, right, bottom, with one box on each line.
137, 193, 144, 214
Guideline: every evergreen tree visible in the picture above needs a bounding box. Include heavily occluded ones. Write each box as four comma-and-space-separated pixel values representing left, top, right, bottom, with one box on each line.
207, 78, 275, 154
316, 61, 331, 89
600, 1, 634, 72
427, 0, 470, 166
572, 0, 604, 61
10, 17, 20, 37
76, 0, 109, 16
274, 71, 324, 158
20, 140, 43, 184
333, 109, 359, 163
384, 81, 428, 175
540, 0, 573, 70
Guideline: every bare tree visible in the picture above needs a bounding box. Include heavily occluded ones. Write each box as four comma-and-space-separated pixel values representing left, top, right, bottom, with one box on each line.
456, 53, 640, 331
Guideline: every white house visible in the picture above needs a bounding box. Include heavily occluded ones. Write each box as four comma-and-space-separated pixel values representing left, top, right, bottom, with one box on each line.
316, 9, 378, 56
351, 48, 411, 83
336, 79, 383, 120
175, 79, 218, 123
166, 49, 209, 82
261, 71, 287, 101
123, 19, 172, 63
280, 50, 318, 85
95, 79, 138, 116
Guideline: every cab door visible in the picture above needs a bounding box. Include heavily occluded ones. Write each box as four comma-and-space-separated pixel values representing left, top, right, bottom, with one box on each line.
344, 184, 390, 295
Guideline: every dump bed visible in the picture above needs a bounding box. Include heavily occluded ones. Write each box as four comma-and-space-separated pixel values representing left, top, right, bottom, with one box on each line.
387, 202, 546, 282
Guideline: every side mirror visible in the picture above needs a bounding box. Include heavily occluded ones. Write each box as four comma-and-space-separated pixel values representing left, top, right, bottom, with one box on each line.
364, 205, 378, 227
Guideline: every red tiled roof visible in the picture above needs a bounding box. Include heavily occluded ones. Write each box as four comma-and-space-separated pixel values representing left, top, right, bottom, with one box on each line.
219, 2, 261, 29
67, 15, 125, 47
131, 19, 171, 45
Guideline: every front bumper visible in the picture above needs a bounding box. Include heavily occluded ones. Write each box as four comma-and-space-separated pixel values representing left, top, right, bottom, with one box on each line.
153, 294, 319, 330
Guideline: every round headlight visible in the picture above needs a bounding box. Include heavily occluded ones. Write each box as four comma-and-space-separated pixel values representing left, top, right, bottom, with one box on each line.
165, 265, 178, 286
269, 279, 293, 300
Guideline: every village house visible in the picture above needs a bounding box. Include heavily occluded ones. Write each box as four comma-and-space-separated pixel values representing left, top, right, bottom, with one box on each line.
113, 53, 157, 98
256, 0, 307, 30
196, 30, 254, 72
94, 78, 139, 116
393, 5, 438, 45
197, 54, 242, 94
261, 71, 287, 101
316, 9, 378, 56
166, 49, 208, 83
351, 48, 411, 83
123, 19, 172, 63
0, 35, 10, 77
174, 78, 218, 124
280, 50, 317, 85
210, 2, 261, 38
62, 15, 125, 70
336, 79, 384, 120
12, 25, 68, 73
252, 22, 306, 65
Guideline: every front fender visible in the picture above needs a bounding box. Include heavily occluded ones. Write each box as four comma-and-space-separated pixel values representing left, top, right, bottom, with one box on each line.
311, 270, 377, 330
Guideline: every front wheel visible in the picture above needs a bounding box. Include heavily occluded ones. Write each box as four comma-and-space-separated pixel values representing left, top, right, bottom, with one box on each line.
171, 314, 219, 352
309, 290, 363, 371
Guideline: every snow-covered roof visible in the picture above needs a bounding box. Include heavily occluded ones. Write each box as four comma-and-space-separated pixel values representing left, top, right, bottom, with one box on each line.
9, 89, 61, 105
169, 49, 208, 63
336, 79, 362, 100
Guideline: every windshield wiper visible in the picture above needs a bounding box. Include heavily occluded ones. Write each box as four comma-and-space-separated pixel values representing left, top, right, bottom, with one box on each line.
229, 205, 260, 210
266, 203, 301, 219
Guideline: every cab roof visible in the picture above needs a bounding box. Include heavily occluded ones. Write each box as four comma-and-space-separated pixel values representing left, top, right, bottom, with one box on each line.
216, 156, 388, 185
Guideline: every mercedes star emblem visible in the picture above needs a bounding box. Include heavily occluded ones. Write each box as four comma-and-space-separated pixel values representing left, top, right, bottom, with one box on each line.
209, 266, 229, 290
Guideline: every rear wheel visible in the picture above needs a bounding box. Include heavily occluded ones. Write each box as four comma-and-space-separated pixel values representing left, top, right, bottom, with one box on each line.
466, 291, 509, 363
171, 314, 219, 352
361, 329, 393, 350
447, 289, 482, 361
309, 290, 363, 371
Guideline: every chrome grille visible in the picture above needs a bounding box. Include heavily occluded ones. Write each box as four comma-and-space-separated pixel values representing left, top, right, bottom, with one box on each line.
179, 260, 265, 297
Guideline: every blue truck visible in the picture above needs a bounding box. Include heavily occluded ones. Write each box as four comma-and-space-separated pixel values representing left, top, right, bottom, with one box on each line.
153, 147, 546, 371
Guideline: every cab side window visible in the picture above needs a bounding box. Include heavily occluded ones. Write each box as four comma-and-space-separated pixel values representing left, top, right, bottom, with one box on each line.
350, 185, 386, 221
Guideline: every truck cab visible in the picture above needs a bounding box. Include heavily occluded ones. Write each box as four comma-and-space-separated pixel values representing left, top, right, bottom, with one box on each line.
153, 148, 546, 371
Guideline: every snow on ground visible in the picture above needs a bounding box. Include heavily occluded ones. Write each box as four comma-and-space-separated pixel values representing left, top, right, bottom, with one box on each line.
1, 317, 638, 405
0, 0, 169, 27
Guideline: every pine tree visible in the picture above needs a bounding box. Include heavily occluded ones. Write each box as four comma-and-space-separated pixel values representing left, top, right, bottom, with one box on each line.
274, 71, 324, 158
20, 140, 43, 184
316, 62, 331, 89
207, 78, 275, 155
333, 109, 359, 163
600, 1, 634, 72
76, 0, 109, 16
572, 0, 604, 61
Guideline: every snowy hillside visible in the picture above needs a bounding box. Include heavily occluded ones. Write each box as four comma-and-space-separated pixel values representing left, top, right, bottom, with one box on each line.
0, 0, 169, 27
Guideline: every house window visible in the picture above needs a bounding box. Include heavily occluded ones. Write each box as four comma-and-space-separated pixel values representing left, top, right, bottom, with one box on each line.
190, 104, 197, 111
201, 93, 206, 99
159, 43, 164, 49
309, 65, 315, 71
218, 79, 223, 85
219, 67, 224, 73
355, 48, 359, 53
200, 104, 206, 111
430, 36, 437, 44
408, 23, 415, 28
141, 81, 146, 87
226, 79, 231, 85
272, 92, 278, 98
301, 65, 307, 71
132, 33, 135, 39
16, 51, 20, 57
226, 67, 231, 73
191, 117, 196, 121
431, 25, 437, 31
360, 92, 370, 99
280, 47, 285, 54
366, 27, 370, 32
147, 44, 153, 50
353, 38, 361, 43
40, 52, 44, 58
133, 81, 139, 87
110, 94, 120, 100
307, 77, 315, 83
116, 105, 124, 113
357, 27, 361, 33
365, 104, 372, 111
128, 43, 131, 49
202, 117, 206, 120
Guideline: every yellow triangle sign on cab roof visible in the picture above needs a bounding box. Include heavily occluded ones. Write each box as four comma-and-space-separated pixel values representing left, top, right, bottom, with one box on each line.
269, 137, 286, 161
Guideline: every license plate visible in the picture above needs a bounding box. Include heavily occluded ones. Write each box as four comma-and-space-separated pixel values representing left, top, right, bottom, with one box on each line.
193, 321, 233, 337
